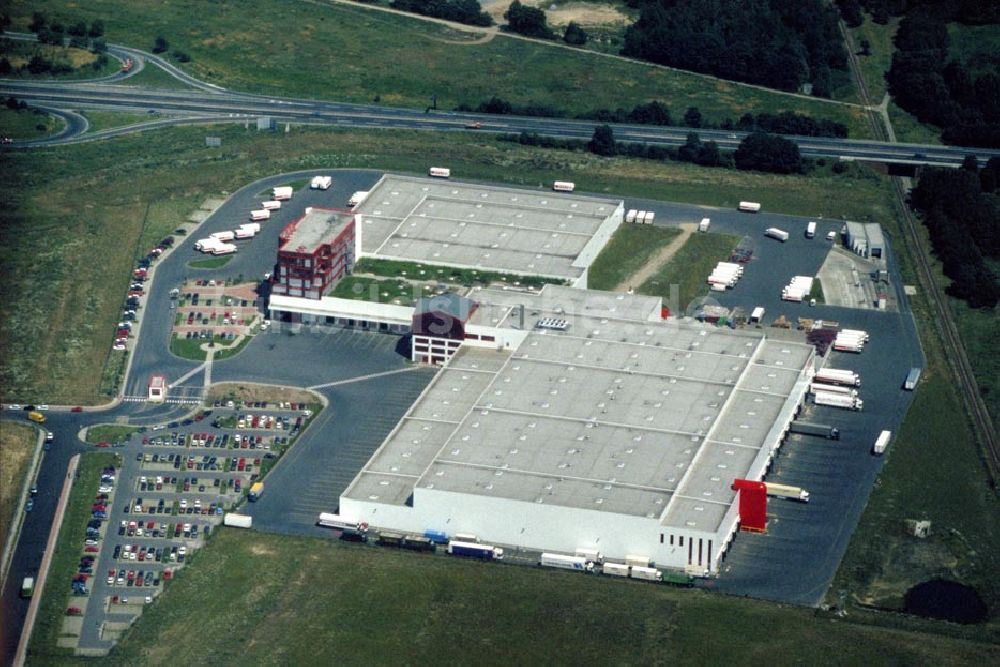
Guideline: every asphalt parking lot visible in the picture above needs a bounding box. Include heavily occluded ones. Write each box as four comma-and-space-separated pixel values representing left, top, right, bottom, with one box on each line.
630, 202, 923, 604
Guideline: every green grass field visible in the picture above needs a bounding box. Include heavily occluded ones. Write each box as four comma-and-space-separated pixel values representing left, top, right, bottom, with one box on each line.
8, 0, 870, 136
0, 124, 899, 404
888, 102, 942, 146
0, 106, 63, 139
0, 421, 36, 553
354, 258, 554, 289
587, 224, 681, 291
637, 233, 740, 311
330, 276, 421, 306
28, 452, 118, 663
951, 300, 1000, 432
84, 528, 1000, 664
80, 110, 154, 133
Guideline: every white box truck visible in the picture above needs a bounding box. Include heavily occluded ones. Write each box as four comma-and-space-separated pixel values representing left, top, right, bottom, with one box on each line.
625, 209, 638, 223
261, 200, 281, 210
429, 167, 451, 178
625, 554, 650, 568
766, 228, 790, 242
234, 228, 255, 239
250, 209, 271, 222
644, 211, 655, 224
738, 201, 761, 213
210, 231, 235, 242
601, 562, 630, 577
223, 513, 252, 528
806, 221, 817, 238
699, 217, 711, 232
873, 430, 891, 455
272, 186, 293, 201
349, 191, 369, 207
310, 175, 332, 190
240, 222, 262, 233
552, 181, 575, 192
211, 243, 238, 255
540, 552, 594, 572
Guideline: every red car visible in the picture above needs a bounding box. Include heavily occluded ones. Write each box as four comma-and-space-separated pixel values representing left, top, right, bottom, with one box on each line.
163, 569, 172, 581
95, 442, 110, 448
66, 607, 83, 616
84, 546, 99, 553
71, 406, 83, 413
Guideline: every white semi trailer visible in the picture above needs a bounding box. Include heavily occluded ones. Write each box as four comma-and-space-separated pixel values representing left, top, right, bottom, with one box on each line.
813, 391, 863, 410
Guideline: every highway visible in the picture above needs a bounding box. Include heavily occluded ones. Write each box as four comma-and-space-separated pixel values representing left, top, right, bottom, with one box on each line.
3, 76, 999, 166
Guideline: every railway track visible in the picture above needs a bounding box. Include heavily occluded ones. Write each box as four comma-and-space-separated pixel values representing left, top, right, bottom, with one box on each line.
840, 20, 1000, 483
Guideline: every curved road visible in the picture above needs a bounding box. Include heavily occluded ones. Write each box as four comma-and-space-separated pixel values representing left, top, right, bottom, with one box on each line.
1, 33, 998, 166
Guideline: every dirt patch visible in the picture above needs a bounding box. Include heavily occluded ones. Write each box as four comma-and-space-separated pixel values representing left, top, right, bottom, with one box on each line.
207, 383, 321, 407
483, 1, 629, 27
249, 543, 278, 557
614, 223, 697, 292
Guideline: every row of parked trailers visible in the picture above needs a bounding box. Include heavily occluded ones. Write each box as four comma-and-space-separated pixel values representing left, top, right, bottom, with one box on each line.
316, 514, 692, 584
707, 261, 744, 292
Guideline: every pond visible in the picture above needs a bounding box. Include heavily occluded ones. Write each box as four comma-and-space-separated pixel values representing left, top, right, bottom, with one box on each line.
904, 579, 988, 624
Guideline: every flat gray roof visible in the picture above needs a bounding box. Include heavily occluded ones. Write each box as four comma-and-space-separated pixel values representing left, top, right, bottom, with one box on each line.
282, 208, 352, 254
355, 175, 621, 280
344, 288, 814, 533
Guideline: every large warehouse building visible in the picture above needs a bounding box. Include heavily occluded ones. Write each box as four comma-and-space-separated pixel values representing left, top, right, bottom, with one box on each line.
353, 174, 624, 288
339, 285, 815, 575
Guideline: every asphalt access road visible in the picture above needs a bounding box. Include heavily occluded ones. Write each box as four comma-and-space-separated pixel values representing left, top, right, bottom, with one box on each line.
122, 169, 383, 399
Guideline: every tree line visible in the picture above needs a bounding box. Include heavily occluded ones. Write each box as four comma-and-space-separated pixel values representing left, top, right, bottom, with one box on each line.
390, 0, 492, 27
910, 159, 1000, 308
504, 125, 806, 175
459, 96, 849, 138
835, 2, 1000, 147
621, 0, 848, 97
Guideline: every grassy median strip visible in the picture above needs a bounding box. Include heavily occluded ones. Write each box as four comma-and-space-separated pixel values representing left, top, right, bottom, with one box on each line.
187, 255, 234, 270
83, 425, 139, 444
637, 233, 740, 310
0, 125, 899, 404
28, 451, 118, 663
102, 528, 999, 663
587, 225, 681, 291
0, 422, 37, 552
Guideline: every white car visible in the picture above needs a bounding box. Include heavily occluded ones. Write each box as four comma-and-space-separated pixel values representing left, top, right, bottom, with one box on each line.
179, 499, 188, 509
144, 595, 152, 604
37, 404, 50, 411
99, 486, 113, 494
178, 546, 187, 556
107, 573, 115, 585
8, 404, 22, 410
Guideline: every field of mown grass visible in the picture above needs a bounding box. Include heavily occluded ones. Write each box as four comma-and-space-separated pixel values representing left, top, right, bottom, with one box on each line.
587, 224, 681, 291
7, 0, 870, 136
845, 15, 899, 103
637, 233, 741, 311
0, 125, 900, 404
36, 529, 986, 664
0, 38, 118, 81
0, 421, 37, 553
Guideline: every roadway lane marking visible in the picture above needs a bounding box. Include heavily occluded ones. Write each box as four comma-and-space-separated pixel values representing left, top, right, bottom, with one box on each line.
168, 362, 207, 389
307, 366, 423, 390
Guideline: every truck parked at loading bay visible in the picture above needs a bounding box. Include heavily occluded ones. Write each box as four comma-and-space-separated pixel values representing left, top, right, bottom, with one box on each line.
447, 540, 503, 560
788, 421, 840, 439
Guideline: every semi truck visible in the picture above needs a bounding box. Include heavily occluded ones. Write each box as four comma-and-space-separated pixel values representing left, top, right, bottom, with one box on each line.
540, 552, 594, 572
317, 513, 364, 531
429, 167, 451, 178
810, 382, 859, 397
788, 421, 840, 440
447, 540, 503, 560
250, 209, 271, 222
629, 566, 662, 582
223, 513, 253, 528
766, 228, 790, 242
765, 482, 810, 503
575, 548, 603, 564
272, 186, 293, 201
552, 181, 575, 192
813, 391, 863, 411
806, 221, 817, 238
310, 175, 333, 190
873, 430, 892, 455
738, 201, 761, 213
247, 482, 264, 501
815, 369, 860, 387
